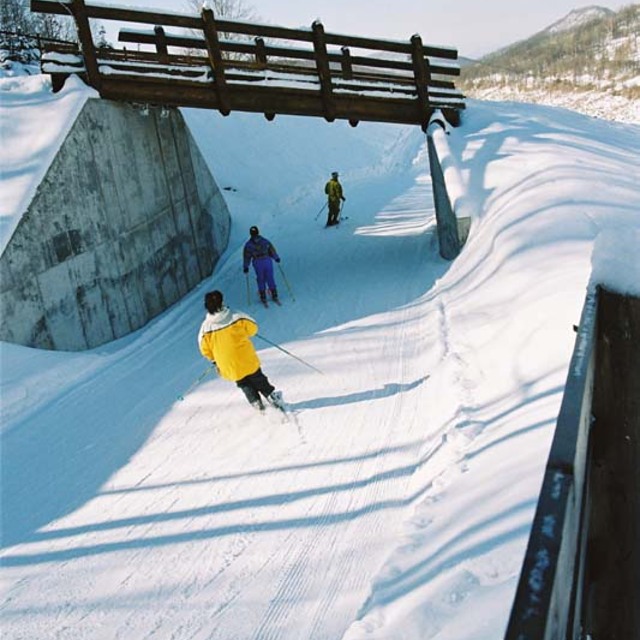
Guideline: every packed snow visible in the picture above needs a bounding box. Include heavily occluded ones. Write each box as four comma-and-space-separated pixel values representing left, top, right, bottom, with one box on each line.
1, 71, 639, 639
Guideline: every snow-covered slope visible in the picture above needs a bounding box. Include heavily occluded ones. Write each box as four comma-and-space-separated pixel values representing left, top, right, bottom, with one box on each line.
1, 76, 640, 639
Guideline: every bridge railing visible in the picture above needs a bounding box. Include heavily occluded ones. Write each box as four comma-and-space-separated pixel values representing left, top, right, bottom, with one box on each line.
31, 0, 464, 128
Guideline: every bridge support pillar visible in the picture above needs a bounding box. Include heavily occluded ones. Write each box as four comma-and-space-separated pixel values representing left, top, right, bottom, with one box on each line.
426, 121, 461, 260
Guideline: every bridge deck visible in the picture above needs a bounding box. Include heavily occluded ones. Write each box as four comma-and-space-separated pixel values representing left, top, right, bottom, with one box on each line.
32, 0, 465, 129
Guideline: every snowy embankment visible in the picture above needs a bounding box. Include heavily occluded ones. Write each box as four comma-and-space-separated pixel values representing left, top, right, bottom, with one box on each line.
1, 74, 639, 640
466, 85, 640, 125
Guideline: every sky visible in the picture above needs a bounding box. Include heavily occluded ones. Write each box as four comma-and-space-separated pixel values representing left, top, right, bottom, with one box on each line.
1, 68, 640, 638
97, 0, 631, 58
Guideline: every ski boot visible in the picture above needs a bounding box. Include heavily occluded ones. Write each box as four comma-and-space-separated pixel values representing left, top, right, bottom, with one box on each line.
267, 390, 285, 411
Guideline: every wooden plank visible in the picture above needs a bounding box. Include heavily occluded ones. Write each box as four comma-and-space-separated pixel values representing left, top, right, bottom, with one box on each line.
96, 75, 431, 125
117, 29, 460, 81
96, 52, 407, 91
585, 289, 640, 639
71, 0, 100, 89
96, 62, 210, 79
105, 41, 451, 91
311, 20, 336, 121
32, 0, 202, 29
505, 291, 599, 639
324, 31, 457, 60
201, 6, 231, 116
99, 49, 205, 67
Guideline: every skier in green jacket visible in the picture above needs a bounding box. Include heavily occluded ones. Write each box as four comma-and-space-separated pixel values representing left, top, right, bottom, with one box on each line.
324, 171, 346, 227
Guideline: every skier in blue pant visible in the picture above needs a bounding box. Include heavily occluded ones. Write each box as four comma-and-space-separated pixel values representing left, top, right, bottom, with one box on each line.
243, 226, 281, 305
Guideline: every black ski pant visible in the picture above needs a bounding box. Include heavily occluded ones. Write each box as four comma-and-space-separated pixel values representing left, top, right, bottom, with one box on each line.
236, 368, 275, 405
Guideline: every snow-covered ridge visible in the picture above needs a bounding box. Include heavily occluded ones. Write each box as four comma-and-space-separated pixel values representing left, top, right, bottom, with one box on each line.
545, 5, 614, 34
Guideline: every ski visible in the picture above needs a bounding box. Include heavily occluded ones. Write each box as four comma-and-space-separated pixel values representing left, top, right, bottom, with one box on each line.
253, 396, 304, 440
324, 216, 348, 228
270, 402, 297, 426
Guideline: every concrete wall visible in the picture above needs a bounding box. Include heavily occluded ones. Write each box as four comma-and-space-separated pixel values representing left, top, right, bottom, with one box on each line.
0, 99, 230, 351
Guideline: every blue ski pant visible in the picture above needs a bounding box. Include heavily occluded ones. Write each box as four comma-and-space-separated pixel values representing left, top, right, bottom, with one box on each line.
252, 257, 277, 295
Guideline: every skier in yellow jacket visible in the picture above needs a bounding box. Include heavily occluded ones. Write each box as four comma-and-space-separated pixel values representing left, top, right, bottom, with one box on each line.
198, 290, 284, 412
324, 171, 346, 226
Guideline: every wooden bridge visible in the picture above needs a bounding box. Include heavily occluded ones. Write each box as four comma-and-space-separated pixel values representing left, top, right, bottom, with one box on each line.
32, 0, 464, 130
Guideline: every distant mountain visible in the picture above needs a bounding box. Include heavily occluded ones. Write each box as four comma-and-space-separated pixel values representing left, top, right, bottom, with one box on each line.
459, 4, 640, 123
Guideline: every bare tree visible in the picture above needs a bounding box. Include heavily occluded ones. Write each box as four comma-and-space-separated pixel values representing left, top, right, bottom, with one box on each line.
1, 0, 31, 33
1, 0, 76, 67
185, 0, 256, 22
183, 0, 258, 61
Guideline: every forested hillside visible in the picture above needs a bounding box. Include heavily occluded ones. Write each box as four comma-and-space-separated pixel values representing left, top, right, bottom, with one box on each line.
460, 4, 640, 122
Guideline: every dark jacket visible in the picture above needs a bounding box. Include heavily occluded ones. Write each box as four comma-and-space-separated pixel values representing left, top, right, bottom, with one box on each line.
243, 235, 280, 271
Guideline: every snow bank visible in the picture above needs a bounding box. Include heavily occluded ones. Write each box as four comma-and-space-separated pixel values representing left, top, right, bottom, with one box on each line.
0, 74, 97, 254
590, 228, 640, 297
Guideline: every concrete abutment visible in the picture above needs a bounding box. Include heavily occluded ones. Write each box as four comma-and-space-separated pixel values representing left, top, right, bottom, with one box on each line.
0, 99, 230, 350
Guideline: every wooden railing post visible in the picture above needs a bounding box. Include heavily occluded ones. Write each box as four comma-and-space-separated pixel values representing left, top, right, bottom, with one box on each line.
201, 6, 231, 116
71, 0, 100, 89
340, 46, 353, 80
255, 37, 267, 69
311, 20, 336, 122
154, 25, 169, 64
410, 34, 431, 130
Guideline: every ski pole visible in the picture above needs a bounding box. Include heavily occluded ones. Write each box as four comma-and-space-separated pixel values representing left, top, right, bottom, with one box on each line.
177, 364, 216, 401
245, 272, 251, 306
277, 263, 296, 302
314, 201, 327, 221
256, 334, 324, 374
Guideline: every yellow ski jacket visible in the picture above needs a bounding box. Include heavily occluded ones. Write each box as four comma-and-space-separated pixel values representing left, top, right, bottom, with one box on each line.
198, 307, 260, 382
325, 177, 344, 203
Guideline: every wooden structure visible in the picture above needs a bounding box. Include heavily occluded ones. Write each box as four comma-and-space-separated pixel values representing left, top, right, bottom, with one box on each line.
31, 0, 464, 129
505, 286, 640, 639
